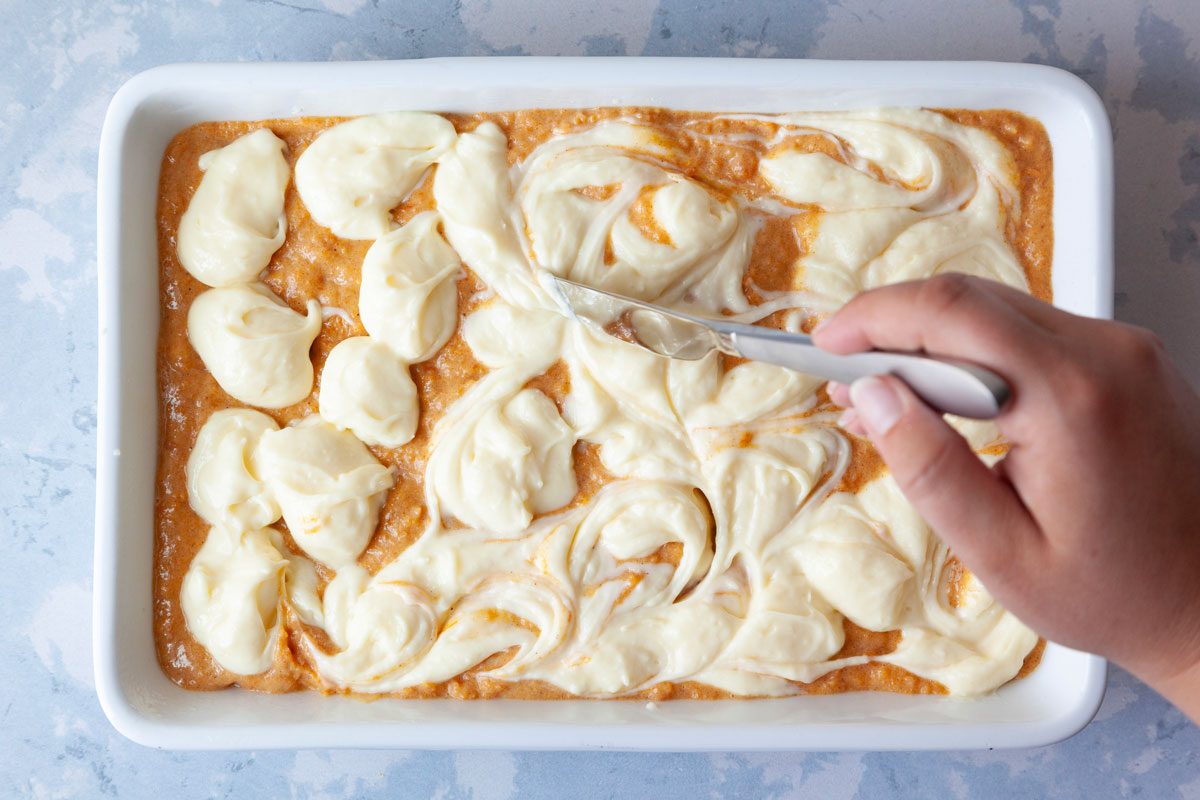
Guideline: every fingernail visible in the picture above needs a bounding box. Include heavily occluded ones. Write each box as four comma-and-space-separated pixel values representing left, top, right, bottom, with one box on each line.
849, 376, 902, 436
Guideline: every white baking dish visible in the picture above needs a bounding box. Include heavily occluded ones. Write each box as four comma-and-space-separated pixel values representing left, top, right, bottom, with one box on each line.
95, 57, 1111, 751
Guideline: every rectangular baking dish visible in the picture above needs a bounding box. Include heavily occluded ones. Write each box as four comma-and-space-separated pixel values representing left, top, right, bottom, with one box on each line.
95, 57, 1111, 751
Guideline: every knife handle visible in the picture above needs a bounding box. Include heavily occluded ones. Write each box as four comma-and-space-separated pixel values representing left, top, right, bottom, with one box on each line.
728, 327, 1010, 420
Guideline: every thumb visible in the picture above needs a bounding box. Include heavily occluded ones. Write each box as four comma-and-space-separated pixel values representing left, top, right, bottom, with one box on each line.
847, 374, 1039, 581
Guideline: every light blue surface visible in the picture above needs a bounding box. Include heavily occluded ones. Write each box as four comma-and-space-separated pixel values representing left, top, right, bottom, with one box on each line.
4, 0, 1200, 797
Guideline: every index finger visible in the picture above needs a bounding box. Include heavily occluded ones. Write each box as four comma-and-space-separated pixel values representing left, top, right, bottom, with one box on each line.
812, 274, 1061, 387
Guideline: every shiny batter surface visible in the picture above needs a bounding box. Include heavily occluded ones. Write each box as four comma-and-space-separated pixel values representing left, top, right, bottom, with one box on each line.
155, 108, 1051, 698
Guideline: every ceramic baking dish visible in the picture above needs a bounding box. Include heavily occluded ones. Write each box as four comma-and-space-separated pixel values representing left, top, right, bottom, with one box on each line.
95, 57, 1111, 751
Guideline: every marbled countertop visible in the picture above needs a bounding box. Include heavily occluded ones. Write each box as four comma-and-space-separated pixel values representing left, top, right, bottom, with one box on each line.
4, 1, 1200, 797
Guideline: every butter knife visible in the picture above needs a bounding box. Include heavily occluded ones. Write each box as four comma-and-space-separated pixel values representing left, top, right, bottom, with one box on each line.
545, 276, 1010, 420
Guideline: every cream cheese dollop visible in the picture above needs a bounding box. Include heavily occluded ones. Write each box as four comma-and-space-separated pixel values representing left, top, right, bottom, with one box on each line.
712, 552, 848, 685
563, 324, 716, 482
522, 152, 739, 302
565, 480, 712, 610
516, 122, 750, 309
427, 380, 577, 535
295, 112, 456, 240
434, 122, 546, 310
462, 300, 564, 372
757, 109, 1026, 308
176, 128, 290, 288
255, 416, 395, 568
358, 211, 460, 362
880, 576, 1038, 696
318, 336, 418, 448
420, 574, 571, 683
187, 283, 321, 408
758, 116, 975, 213
305, 565, 438, 690
186, 408, 281, 530
179, 524, 286, 676
798, 491, 915, 631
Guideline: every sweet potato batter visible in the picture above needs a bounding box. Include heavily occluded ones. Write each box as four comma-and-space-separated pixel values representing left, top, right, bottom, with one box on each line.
155, 107, 1052, 698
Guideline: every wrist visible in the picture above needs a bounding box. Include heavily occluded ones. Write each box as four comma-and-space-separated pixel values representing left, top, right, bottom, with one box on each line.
1131, 652, 1200, 724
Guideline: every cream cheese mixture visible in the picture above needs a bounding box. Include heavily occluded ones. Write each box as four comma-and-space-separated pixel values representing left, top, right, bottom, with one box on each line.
156, 106, 1052, 700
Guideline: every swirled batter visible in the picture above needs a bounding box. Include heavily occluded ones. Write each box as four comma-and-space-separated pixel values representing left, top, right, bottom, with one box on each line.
155, 107, 1051, 699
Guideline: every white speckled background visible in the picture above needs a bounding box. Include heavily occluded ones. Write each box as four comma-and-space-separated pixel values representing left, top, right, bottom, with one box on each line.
4, 1, 1200, 797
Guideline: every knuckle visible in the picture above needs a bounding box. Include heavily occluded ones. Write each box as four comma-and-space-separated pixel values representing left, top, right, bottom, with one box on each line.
963, 532, 1030, 590
960, 545, 1012, 588
916, 273, 976, 317
1056, 359, 1114, 422
1054, 326, 1166, 424
897, 428, 962, 504
1121, 326, 1166, 365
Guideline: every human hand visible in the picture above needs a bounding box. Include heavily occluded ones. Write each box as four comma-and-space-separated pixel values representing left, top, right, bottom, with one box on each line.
814, 274, 1200, 716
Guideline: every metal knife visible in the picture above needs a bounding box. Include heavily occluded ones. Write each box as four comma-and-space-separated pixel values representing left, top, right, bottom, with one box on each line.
545, 275, 1010, 420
